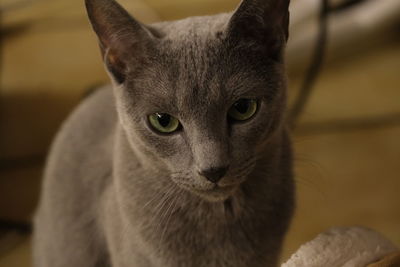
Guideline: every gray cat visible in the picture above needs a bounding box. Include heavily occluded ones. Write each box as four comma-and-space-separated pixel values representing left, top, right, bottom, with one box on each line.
33, 0, 294, 266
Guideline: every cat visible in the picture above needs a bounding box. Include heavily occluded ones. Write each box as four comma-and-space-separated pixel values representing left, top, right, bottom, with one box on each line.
33, 0, 294, 266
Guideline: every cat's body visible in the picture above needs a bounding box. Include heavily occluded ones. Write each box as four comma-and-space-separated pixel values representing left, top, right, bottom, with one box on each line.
34, 1, 294, 267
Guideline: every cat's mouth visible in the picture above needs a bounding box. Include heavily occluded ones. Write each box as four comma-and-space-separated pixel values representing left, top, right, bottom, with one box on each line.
179, 182, 239, 202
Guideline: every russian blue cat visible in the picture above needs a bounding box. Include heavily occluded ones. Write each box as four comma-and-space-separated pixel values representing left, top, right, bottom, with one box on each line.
34, 0, 294, 266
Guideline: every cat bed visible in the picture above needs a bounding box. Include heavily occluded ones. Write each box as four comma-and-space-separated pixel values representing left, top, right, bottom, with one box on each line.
282, 227, 400, 267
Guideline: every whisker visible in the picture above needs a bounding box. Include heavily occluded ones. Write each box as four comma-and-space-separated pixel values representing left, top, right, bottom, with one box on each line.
151, 185, 175, 216
152, 191, 176, 254
158, 187, 180, 249
142, 183, 174, 211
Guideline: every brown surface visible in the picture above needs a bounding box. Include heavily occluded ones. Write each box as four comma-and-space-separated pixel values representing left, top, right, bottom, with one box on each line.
0, 0, 399, 266
368, 251, 400, 267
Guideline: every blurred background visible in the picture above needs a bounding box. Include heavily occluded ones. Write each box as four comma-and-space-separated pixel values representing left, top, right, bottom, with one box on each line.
0, 0, 399, 266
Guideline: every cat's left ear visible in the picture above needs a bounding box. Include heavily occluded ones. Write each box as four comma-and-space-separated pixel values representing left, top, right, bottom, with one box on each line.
227, 0, 290, 59
85, 0, 155, 84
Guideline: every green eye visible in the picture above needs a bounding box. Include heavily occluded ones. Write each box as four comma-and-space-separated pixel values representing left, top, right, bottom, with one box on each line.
228, 99, 258, 121
148, 113, 180, 133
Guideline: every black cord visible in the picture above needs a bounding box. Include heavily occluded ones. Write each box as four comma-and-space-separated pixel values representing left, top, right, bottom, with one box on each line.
0, 9, 33, 235
0, 219, 32, 234
289, 0, 329, 129
0, 154, 45, 172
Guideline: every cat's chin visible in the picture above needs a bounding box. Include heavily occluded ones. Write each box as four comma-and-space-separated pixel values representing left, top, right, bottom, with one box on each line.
183, 184, 239, 203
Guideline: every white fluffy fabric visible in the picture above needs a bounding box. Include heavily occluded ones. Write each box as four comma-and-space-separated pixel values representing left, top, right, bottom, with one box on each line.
282, 227, 398, 267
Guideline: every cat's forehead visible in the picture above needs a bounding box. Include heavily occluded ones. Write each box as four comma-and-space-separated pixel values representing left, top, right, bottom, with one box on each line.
152, 16, 228, 73
149, 41, 227, 118
146, 16, 232, 109
153, 14, 230, 43
134, 14, 282, 117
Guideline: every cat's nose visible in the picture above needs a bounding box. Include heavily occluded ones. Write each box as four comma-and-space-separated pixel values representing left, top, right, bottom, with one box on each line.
199, 166, 229, 184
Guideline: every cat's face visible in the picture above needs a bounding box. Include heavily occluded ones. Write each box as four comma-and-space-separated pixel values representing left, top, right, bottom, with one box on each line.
86, 0, 290, 202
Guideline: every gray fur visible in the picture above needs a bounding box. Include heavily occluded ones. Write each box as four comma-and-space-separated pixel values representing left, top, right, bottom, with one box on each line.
33, 0, 294, 266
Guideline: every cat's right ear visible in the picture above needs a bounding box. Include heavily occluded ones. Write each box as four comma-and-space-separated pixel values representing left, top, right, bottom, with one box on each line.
227, 0, 290, 60
85, 0, 153, 84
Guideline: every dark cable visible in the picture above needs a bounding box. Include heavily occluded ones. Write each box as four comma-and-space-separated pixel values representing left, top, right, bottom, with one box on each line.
0, 9, 34, 235
0, 219, 32, 234
289, 0, 329, 129
0, 154, 45, 172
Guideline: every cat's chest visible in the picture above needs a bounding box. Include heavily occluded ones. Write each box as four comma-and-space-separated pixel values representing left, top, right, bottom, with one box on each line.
109, 180, 281, 267
162, 226, 268, 267
141, 207, 272, 267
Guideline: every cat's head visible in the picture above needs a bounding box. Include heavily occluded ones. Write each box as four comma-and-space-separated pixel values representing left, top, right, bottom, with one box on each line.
86, 0, 290, 202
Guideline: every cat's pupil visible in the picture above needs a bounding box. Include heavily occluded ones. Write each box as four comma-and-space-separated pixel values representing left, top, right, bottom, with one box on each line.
157, 113, 171, 127
234, 99, 250, 114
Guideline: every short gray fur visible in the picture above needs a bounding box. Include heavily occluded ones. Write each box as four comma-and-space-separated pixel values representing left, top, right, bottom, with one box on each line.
33, 0, 294, 266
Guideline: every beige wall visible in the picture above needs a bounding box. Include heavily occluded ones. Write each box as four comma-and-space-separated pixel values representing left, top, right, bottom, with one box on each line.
0, 0, 399, 265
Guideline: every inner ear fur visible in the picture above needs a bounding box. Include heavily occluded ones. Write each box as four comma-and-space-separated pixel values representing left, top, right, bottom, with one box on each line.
85, 0, 154, 83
